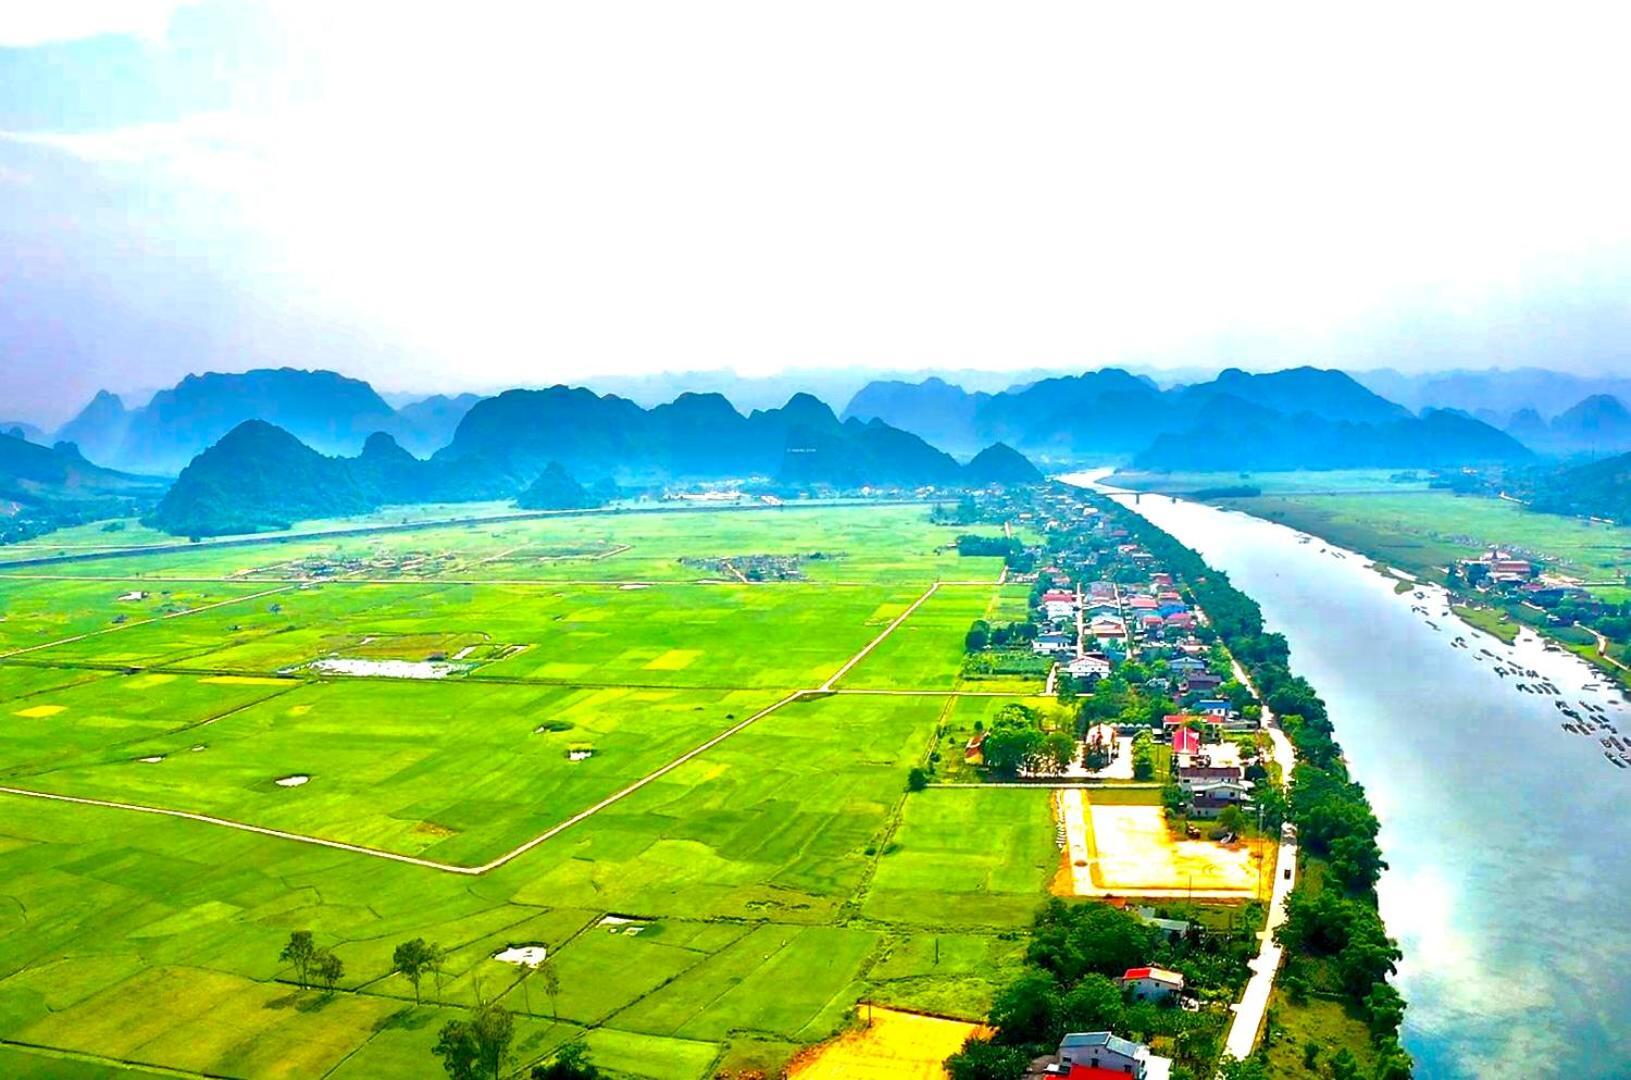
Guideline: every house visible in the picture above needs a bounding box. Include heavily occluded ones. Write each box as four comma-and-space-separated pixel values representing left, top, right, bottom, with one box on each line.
1045, 600, 1078, 622
1168, 656, 1206, 673
1067, 654, 1112, 679
1128, 595, 1159, 612
1033, 632, 1074, 655
1163, 611, 1195, 630
1090, 616, 1127, 641
964, 729, 987, 763
1187, 780, 1254, 817
1181, 673, 1223, 696
1121, 966, 1184, 1002
1176, 763, 1245, 786
1171, 727, 1200, 755
1054, 1031, 1159, 1078
1194, 699, 1231, 716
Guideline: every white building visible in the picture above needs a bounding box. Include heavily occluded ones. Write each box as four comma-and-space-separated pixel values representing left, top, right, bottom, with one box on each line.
1120, 966, 1184, 1003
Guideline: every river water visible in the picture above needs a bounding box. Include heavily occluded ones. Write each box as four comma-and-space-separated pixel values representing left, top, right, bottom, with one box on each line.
1064, 473, 1631, 1078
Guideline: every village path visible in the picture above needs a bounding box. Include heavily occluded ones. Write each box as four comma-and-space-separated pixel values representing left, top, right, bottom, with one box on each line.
1221, 658, 1300, 1062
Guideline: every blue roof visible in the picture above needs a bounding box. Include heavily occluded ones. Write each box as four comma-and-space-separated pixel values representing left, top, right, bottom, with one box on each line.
1060, 1031, 1145, 1058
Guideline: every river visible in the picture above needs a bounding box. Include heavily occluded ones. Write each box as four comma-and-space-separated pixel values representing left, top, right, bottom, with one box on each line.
1064, 472, 1631, 1078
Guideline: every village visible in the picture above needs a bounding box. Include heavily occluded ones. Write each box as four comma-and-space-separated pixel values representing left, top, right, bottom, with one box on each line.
937, 484, 1300, 1079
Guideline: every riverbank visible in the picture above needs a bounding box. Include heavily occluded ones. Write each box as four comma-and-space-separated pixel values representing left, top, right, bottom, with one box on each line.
1077, 472, 1631, 1077
1079, 480, 1411, 1078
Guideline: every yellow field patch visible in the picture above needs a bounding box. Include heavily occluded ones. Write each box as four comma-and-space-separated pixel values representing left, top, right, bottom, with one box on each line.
126, 674, 176, 689
1069, 802, 1272, 894
789, 1006, 988, 1079
287, 704, 312, 716
14, 704, 65, 718
200, 676, 289, 686
644, 649, 702, 671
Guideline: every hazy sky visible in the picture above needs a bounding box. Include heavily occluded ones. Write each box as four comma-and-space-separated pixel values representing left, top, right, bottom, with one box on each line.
5, 2, 1631, 421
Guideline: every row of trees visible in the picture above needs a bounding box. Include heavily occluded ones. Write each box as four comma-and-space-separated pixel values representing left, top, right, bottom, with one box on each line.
278, 931, 593, 1079
979, 703, 1077, 776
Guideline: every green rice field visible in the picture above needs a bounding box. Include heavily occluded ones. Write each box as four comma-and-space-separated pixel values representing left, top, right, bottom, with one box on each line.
0, 503, 1059, 1079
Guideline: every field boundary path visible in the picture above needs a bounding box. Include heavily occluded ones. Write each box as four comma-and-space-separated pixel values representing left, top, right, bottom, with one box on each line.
0, 581, 948, 875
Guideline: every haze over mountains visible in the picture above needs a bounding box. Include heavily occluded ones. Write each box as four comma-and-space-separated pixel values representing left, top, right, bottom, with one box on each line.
844, 366, 1531, 468
52, 370, 482, 474
27, 359, 1631, 539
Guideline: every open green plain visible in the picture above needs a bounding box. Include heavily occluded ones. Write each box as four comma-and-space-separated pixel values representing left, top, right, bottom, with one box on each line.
0, 504, 1058, 1079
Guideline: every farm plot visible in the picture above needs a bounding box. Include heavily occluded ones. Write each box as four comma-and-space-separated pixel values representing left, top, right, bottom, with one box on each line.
5, 680, 784, 864
0, 671, 295, 778
497, 693, 945, 921
1056, 792, 1273, 899
836, 585, 1021, 690
861, 786, 1056, 928
0, 577, 280, 656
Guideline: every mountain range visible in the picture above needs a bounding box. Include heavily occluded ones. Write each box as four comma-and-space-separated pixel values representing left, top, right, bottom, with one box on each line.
434, 386, 1030, 489
53, 370, 483, 474
1502, 394, 1631, 456
842, 366, 1527, 468
148, 390, 1042, 536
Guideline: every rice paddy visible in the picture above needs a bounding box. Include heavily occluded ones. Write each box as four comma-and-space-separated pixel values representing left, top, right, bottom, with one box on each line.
0, 503, 1055, 1079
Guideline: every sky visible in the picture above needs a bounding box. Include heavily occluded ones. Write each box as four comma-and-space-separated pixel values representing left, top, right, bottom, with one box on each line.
5, 2, 1631, 423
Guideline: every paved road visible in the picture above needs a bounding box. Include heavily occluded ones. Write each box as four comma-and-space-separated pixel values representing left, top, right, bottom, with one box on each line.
1221, 657, 1300, 1061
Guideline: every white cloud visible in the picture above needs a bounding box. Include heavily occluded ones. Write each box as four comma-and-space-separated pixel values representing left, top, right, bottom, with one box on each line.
9, 1, 1631, 385
0, 1, 195, 47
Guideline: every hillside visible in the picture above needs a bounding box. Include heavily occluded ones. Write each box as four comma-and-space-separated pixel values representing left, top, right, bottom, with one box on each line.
1528, 452, 1631, 522
0, 429, 165, 543
516, 462, 599, 510
1134, 403, 1533, 471
841, 377, 989, 454
147, 423, 513, 537
964, 442, 1044, 485
437, 386, 992, 487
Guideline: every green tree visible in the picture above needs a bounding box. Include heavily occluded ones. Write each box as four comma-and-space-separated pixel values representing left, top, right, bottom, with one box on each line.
1060, 973, 1122, 1031
471, 1000, 514, 1079
280, 930, 316, 989
1363, 980, 1406, 1039
988, 970, 1062, 1044
392, 938, 438, 1004
907, 766, 930, 791
1329, 1047, 1361, 1080
1041, 731, 1076, 774
538, 956, 561, 1020
1218, 804, 1246, 834
945, 1038, 1028, 1080
532, 1041, 600, 1079
433, 1020, 480, 1080
313, 948, 343, 994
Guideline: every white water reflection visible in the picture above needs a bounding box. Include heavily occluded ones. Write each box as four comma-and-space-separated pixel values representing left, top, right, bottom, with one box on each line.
1063, 472, 1631, 1078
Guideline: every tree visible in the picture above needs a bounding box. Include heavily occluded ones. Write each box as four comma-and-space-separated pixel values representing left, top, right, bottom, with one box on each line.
280, 930, 316, 989
907, 766, 930, 791
1362, 980, 1406, 1040
1041, 731, 1077, 774
433, 1020, 481, 1080
1217, 805, 1246, 834
531, 1041, 600, 1080
965, 620, 991, 651
313, 948, 344, 994
471, 1000, 514, 1079
944, 1038, 1029, 1080
1329, 1048, 1361, 1080
988, 970, 1062, 1045
538, 956, 561, 1020
393, 938, 438, 1004
1060, 974, 1122, 1031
